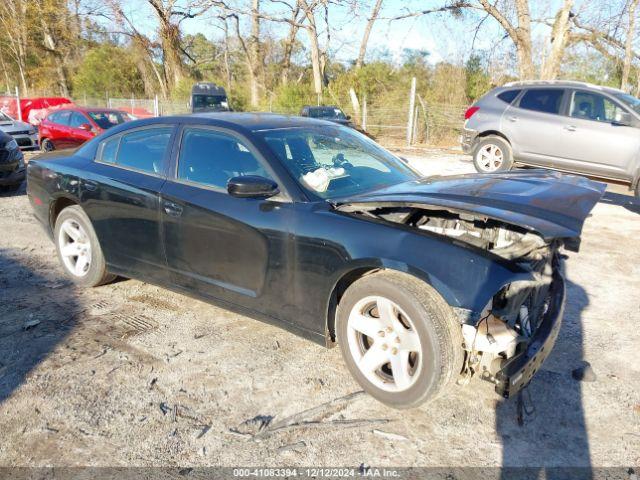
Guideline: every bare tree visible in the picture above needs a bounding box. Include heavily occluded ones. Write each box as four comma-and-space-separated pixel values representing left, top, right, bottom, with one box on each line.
231, 0, 264, 107
622, 0, 639, 91
475, 0, 534, 78
147, 0, 210, 92
281, 5, 302, 85
106, 0, 169, 98
356, 0, 383, 69
210, 0, 333, 99
0, 0, 29, 94
540, 0, 575, 79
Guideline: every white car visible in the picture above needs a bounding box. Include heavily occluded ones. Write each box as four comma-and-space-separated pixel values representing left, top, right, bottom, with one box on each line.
0, 111, 39, 150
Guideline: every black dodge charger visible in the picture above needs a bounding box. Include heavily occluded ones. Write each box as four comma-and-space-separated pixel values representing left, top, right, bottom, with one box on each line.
26, 113, 605, 409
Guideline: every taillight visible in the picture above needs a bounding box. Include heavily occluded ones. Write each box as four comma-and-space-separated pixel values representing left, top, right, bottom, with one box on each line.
464, 106, 479, 120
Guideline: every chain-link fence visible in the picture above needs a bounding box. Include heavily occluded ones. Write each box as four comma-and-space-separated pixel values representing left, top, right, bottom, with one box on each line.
9, 81, 467, 147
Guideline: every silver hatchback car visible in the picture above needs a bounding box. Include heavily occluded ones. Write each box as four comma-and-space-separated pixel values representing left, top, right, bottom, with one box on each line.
461, 80, 640, 197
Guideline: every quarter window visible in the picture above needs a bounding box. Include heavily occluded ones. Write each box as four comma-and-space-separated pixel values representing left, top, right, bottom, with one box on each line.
570, 91, 626, 123
177, 128, 272, 190
98, 127, 172, 174
497, 89, 521, 104
100, 136, 120, 164
519, 89, 564, 114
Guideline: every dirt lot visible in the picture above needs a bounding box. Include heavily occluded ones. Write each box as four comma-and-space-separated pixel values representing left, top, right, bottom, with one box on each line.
0, 150, 638, 469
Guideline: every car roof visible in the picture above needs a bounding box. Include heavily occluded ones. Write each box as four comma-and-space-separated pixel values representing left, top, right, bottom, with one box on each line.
183, 112, 335, 131
303, 105, 340, 109
51, 107, 127, 114
502, 80, 626, 95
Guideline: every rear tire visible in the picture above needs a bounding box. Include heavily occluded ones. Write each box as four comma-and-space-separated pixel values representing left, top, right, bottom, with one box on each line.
336, 271, 464, 409
473, 135, 513, 173
54, 205, 115, 287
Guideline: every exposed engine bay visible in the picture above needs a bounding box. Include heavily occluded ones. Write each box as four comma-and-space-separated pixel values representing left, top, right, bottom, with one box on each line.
341, 205, 562, 388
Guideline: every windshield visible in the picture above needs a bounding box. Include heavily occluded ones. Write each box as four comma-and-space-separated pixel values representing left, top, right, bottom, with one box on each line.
308, 107, 347, 120
258, 126, 420, 200
88, 111, 129, 129
0, 111, 12, 122
193, 94, 228, 111
613, 92, 640, 114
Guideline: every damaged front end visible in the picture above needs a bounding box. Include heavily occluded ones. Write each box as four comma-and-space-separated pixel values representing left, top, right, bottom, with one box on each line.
336, 204, 571, 398
334, 172, 605, 397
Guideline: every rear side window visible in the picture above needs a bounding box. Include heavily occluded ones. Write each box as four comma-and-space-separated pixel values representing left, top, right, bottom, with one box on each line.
497, 89, 521, 104
98, 127, 173, 175
519, 89, 564, 114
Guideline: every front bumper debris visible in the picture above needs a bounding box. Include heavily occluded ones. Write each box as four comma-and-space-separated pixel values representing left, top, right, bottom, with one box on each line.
494, 269, 565, 398
459, 127, 478, 154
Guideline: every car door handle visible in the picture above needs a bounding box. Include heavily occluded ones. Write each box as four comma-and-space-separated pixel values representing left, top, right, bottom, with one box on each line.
83, 180, 98, 191
163, 201, 183, 217
564, 125, 577, 132
507, 116, 518, 122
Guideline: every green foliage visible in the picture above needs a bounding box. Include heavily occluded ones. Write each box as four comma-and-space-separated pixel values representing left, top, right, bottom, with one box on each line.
228, 88, 249, 112
269, 83, 316, 113
170, 77, 196, 100
71, 44, 145, 98
465, 54, 492, 101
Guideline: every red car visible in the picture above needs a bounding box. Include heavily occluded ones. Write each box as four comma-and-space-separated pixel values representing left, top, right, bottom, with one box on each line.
39, 107, 132, 151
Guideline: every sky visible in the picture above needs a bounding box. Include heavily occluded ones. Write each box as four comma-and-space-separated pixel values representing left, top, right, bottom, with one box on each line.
116, 0, 502, 66
114, 0, 628, 68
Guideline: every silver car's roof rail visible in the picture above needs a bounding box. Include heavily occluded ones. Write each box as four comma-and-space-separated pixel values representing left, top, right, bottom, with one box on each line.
503, 80, 605, 90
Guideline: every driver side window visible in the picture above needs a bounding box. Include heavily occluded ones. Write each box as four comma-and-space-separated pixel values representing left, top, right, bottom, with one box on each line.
177, 128, 272, 191
570, 91, 625, 123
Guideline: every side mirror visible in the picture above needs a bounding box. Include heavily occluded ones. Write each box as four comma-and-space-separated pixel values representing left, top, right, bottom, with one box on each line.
613, 112, 634, 126
346, 115, 351, 120
227, 175, 279, 198
79, 123, 92, 132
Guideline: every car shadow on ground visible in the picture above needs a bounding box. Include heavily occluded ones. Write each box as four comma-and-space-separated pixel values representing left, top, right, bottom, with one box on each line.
0, 248, 78, 405
496, 273, 592, 477
599, 190, 640, 215
0, 180, 26, 198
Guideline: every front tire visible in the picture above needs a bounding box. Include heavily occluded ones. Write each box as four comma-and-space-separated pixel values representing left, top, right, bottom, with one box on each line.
41, 138, 55, 152
336, 271, 464, 409
54, 205, 115, 287
473, 135, 513, 173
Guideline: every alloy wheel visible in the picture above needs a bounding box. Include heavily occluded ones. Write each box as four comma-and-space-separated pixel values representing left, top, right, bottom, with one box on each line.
58, 218, 92, 277
346, 296, 422, 392
478, 144, 503, 172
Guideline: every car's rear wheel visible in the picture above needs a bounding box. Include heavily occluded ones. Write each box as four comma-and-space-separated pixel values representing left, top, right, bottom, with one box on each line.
336, 271, 464, 409
41, 138, 54, 152
473, 136, 513, 173
54, 205, 115, 287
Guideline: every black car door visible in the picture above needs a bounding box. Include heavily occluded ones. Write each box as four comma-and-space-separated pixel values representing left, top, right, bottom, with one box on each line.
82, 125, 176, 284
160, 125, 293, 321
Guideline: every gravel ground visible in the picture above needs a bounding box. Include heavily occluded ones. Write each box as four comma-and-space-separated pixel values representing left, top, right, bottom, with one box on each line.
0, 149, 638, 468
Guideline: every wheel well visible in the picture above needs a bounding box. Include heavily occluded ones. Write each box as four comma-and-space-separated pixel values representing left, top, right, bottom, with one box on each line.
477, 130, 511, 145
326, 267, 380, 346
50, 197, 78, 230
